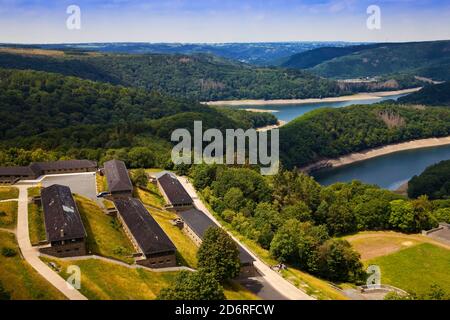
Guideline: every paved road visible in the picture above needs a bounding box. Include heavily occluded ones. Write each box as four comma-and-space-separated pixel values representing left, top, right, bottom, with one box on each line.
177, 175, 314, 300
238, 277, 288, 300
15, 185, 87, 300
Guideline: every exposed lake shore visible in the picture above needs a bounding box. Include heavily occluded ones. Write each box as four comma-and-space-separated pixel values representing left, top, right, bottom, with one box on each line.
302, 135, 450, 172
205, 87, 422, 106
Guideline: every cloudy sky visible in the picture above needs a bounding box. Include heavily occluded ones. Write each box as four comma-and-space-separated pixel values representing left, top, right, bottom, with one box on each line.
1, 0, 449, 43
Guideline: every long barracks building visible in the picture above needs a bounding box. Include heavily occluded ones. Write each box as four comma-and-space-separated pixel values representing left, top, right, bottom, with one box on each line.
39, 184, 87, 258
103, 159, 134, 198
0, 160, 97, 184
114, 198, 177, 268
154, 171, 193, 210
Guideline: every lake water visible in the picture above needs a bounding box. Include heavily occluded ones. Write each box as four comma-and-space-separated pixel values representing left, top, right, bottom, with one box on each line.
313, 144, 450, 190
239, 94, 407, 122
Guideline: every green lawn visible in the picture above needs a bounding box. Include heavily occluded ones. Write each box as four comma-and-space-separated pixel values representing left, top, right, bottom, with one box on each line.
96, 173, 108, 193
41, 257, 178, 300
149, 208, 199, 268
0, 231, 66, 300
367, 243, 450, 296
0, 201, 18, 229
74, 195, 135, 264
135, 184, 165, 208
0, 186, 18, 201
27, 186, 46, 245
27, 186, 41, 199
28, 202, 46, 245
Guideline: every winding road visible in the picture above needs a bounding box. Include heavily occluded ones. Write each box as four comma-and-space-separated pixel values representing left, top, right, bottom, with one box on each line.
177, 175, 315, 300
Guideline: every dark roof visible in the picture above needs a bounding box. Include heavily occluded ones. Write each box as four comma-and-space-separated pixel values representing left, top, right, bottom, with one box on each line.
41, 184, 86, 242
178, 208, 216, 239
114, 198, 176, 256
0, 166, 36, 176
178, 208, 255, 264
0, 160, 97, 177
35, 160, 97, 171
157, 173, 192, 205
104, 160, 133, 193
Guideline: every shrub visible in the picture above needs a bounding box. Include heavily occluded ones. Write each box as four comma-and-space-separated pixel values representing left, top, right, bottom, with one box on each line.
1, 247, 17, 257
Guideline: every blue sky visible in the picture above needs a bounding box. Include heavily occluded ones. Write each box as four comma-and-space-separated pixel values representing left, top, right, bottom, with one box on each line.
1, 0, 449, 43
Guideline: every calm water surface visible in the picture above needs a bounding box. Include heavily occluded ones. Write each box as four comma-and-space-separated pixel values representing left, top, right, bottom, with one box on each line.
313, 145, 450, 190
238, 94, 407, 122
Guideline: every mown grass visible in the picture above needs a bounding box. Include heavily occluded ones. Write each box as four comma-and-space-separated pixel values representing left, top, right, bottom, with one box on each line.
197, 191, 348, 300
0, 231, 66, 300
0, 186, 19, 201
74, 195, 135, 264
27, 187, 46, 245
41, 256, 258, 300
0, 201, 18, 229
148, 208, 199, 268
27, 186, 42, 199
41, 257, 178, 300
135, 184, 165, 208
28, 203, 46, 245
96, 173, 108, 193
367, 243, 450, 296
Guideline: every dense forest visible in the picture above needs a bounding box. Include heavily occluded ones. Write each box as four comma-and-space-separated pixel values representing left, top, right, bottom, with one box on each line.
282, 43, 383, 69
188, 165, 445, 283
0, 48, 346, 101
280, 104, 450, 168
399, 82, 450, 106
293, 41, 450, 81
0, 68, 276, 168
408, 160, 450, 200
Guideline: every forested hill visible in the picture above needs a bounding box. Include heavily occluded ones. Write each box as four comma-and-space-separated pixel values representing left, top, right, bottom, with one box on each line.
282, 43, 382, 69
0, 68, 276, 167
398, 82, 450, 106
408, 160, 450, 200
0, 48, 345, 101
279, 104, 450, 169
284, 40, 450, 81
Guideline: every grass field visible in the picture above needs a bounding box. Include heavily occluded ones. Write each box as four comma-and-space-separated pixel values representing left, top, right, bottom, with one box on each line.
0, 231, 66, 300
96, 173, 108, 193
223, 281, 260, 300
0, 186, 18, 201
149, 208, 199, 268
74, 195, 135, 264
27, 187, 46, 245
27, 186, 41, 198
345, 231, 450, 261
41, 257, 177, 300
0, 201, 18, 229
367, 243, 450, 296
40, 257, 257, 300
135, 185, 165, 208
28, 202, 46, 245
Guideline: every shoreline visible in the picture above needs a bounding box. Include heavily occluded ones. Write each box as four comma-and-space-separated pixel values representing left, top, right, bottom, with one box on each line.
256, 120, 287, 132
302, 135, 450, 172
204, 88, 422, 106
